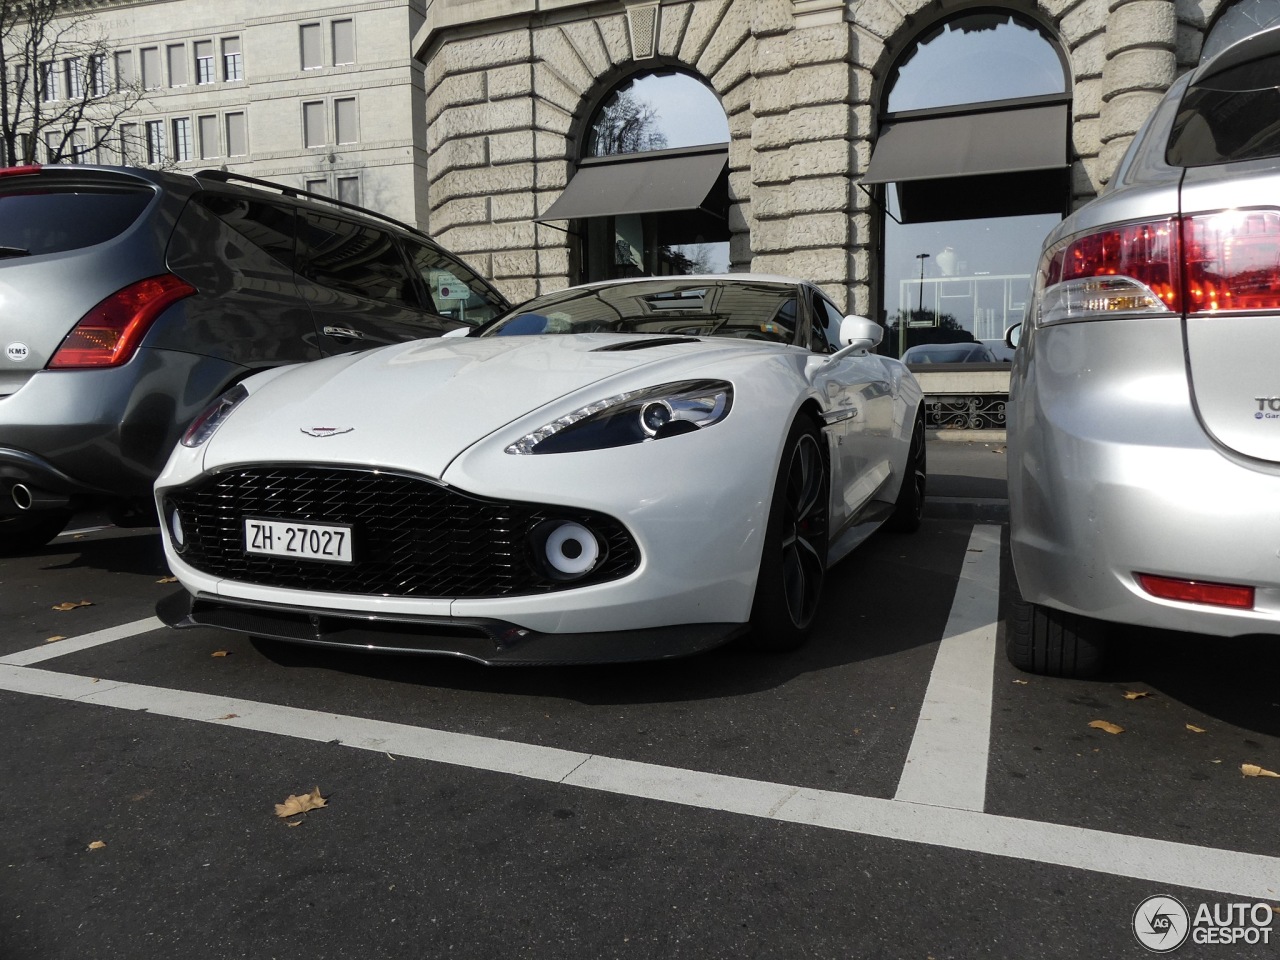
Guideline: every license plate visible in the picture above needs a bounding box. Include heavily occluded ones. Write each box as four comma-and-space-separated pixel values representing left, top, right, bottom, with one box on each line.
244, 518, 353, 563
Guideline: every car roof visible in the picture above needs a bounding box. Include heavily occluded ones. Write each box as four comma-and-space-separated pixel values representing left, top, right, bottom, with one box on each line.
1192, 22, 1280, 84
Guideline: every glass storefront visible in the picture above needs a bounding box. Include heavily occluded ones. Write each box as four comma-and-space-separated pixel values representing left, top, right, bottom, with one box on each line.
874, 11, 1071, 361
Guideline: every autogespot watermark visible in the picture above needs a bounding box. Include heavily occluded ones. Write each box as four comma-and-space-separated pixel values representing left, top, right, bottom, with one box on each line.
1133, 895, 1274, 952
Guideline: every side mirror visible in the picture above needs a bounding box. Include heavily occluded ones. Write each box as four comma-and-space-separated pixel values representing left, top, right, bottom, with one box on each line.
1004, 322, 1022, 349
824, 315, 882, 363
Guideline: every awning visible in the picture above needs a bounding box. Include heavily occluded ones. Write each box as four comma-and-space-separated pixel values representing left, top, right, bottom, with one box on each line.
536, 147, 728, 221
861, 103, 1069, 184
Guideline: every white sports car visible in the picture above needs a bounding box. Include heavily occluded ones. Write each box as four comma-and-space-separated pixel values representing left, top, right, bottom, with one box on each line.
155, 276, 925, 664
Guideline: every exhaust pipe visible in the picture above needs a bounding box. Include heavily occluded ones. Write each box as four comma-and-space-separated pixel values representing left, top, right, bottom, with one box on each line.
11, 483, 70, 512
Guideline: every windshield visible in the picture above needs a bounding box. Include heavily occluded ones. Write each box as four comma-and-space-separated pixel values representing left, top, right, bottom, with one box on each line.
481, 278, 801, 344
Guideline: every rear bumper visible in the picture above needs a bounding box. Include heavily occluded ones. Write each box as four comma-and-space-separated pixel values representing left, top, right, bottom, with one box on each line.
156, 589, 746, 665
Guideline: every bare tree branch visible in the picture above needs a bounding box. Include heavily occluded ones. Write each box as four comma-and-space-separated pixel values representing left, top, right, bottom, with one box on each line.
1, 0, 149, 166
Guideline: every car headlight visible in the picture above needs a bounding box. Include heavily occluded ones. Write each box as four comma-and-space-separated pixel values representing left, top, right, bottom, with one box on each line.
181, 383, 249, 448
505, 380, 733, 455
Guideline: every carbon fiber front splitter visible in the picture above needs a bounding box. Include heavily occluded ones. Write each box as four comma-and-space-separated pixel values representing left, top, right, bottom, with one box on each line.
156, 589, 746, 666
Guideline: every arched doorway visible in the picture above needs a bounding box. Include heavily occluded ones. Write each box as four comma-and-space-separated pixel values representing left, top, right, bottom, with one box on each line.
864, 10, 1072, 362
537, 70, 731, 283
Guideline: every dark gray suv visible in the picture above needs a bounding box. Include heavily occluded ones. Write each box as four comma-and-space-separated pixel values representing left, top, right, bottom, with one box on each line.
0, 164, 510, 553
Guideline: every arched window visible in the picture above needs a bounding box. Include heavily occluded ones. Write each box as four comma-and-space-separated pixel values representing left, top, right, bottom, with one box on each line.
538, 70, 731, 281
865, 11, 1071, 361
1201, 0, 1280, 63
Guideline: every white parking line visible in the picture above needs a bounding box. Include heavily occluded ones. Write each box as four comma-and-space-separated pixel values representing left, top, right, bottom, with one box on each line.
0, 616, 163, 666
894, 524, 1001, 811
0, 659, 1276, 900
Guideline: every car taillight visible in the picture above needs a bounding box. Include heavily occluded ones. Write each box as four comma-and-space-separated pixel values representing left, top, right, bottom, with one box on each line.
1038, 209, 1280, 325
1037, 218, 1181, 325
48, 274, 196, 369
1182, 209, 1280, 313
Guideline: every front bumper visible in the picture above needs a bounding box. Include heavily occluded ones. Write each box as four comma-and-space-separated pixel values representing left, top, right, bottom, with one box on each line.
157, 589, 745, 665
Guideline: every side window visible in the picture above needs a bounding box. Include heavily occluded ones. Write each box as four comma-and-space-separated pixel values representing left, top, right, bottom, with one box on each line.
405, 240, 506, 326
195, 193, 296, 268
817, 297, 845, 354
295, 211, 419, 308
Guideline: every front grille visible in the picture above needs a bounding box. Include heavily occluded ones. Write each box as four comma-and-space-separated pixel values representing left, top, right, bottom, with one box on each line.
166, 465, 638, 598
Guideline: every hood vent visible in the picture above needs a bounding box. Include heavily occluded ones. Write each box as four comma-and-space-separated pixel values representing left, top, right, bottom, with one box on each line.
593, 337, 701, 352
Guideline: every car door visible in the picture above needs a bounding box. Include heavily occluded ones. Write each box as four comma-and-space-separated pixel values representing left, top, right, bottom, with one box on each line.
806, 291, 895, 531
293, 209, 455, 354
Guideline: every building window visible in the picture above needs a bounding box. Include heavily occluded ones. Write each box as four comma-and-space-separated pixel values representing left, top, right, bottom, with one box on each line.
869, 11, 1071, 360
548, 70, 731, 282
70, 129, 87, 163
120, 122, 138, 164
140, 47, 161, 89
88, 55, 107, 96
114, 51, 134, 90
172, 117, 193, 162
167, 43, 187, 87
334, 97, 357, 144
300, 23, 322, 70
337, 176, 360, 205
145, 120, 166, 164
194, 41, 214, 84
44, 130, 60, 162
225, 111, 247, 156
222, 37, 242, 82
198, 114, 219, 159
302, 101, 325, 147
305, 178, 329, 197
40, 61, 57, 101
93, 125, 113, 164
332, 19, 355, 65
64, 58, 84, 100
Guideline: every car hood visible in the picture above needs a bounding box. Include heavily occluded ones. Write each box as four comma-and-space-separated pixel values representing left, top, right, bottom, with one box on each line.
200, 334, 770, 476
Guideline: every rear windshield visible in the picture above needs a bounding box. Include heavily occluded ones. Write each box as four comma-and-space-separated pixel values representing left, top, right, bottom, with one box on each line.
0, 183, 153, 257
1167, 55, 1280, 166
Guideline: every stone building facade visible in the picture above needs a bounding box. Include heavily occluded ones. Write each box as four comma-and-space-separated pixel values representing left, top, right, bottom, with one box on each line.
411, 0, 1239, 320
8, 0, 431, 226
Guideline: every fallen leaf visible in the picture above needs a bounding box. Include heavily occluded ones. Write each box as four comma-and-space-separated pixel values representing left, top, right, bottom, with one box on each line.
1186, 724, 1206, 734
1241, 763, 1280, 778
130, 790, 153, 802
86, 840, 106, 851
51, 600, 93, 612
1089, 720, 1124, 735
274, 786, 327, 818
210, 650, 230, 658
216, 713, 239, 720
1122, 691, 1150, 700
286, 820, 304, 828
155, 576, 177, 584
44, 635, 67, 644
1211, 759, 1223, 764
1012, 679, 1029, 685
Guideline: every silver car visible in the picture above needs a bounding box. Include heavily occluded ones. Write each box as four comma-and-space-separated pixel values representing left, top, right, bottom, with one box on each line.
1007, 25, 1280, 676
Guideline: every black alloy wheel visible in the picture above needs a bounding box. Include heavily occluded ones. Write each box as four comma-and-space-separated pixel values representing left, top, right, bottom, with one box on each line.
746, 417, 830, 652
886, 406, 927, 533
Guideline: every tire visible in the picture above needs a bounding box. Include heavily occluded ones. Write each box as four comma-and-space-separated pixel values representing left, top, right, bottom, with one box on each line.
0, 510, 73, 556
745, 417, 830, 652
885, 406, 926, 533
1006, 596, 1106, 678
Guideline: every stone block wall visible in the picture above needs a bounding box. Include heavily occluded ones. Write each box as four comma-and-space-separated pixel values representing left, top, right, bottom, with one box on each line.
418, 0, 1233, 309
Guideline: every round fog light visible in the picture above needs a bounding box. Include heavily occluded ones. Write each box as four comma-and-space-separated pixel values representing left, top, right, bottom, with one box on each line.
544, 521, 599, 576
169, 507, 185, 550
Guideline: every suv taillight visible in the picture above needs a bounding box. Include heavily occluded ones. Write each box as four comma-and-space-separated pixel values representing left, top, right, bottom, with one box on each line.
48, 274, 196, 369
1182, 210, 1280, 312
1037, 210, 1280, 325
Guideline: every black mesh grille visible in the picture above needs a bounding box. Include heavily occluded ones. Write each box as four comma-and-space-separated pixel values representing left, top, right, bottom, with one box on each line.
165, 466, 638, 598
